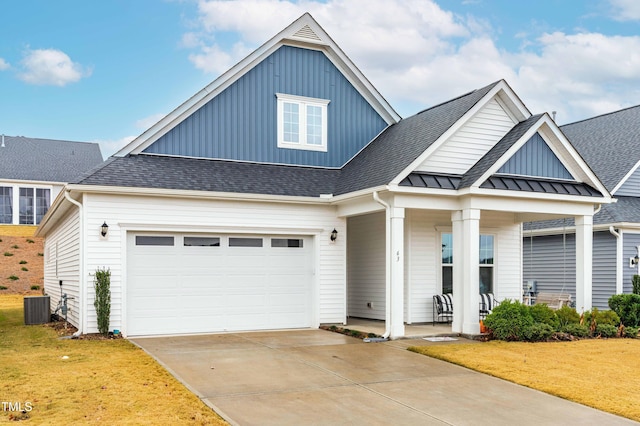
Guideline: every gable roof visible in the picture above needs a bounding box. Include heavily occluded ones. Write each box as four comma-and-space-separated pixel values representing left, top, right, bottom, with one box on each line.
115, 13, 401, 158
0, 135, 103, 183
561, 105, 640, 193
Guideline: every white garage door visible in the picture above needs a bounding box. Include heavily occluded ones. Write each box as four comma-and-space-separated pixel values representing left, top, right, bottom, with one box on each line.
127, 233, 313, 336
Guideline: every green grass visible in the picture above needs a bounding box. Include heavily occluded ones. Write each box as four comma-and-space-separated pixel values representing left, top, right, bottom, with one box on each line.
0, 295, 228, 424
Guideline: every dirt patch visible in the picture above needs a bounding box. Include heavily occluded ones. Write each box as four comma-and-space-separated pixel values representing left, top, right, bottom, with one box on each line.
320, 324, 381, 339
0, 235, 44, 293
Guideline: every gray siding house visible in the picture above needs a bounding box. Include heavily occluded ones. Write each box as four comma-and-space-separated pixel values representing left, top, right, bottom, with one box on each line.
524, 105, 640, 310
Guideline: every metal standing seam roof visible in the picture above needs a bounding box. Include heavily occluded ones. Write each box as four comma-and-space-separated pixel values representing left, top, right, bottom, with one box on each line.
0, 135, 103, 182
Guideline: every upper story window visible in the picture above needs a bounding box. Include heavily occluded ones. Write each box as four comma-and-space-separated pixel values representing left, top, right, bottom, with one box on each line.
276, 93, 329, 152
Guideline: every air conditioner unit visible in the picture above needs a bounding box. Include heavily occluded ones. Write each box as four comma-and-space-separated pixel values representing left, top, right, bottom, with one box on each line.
24, 296, 50, 325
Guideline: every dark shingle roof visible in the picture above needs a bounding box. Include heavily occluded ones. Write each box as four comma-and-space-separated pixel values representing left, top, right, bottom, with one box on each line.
334, 81, 500, 195
560, 105, 640, 192
0, 135, 103, 182
75, 155, 340, 197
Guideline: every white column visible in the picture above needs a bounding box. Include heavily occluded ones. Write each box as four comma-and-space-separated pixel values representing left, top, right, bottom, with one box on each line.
451, 209, 481, 335
575, 215, 593, 312
388, 207, 405, 339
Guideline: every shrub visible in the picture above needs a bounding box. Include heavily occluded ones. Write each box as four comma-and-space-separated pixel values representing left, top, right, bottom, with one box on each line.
556, 306, 580, 328
30, 285, 40, 291
19, 260, 27, 264
623, 326, 639, 338
529, 304, 559, 329
596, 309, 621, 326
93, 268, 111, 335
483, 300, 534, 341
633, 275, 640, 295
0, 286, 7, 290
4, 252, 13, 257
523, 323, 554, 342
608, 294, 640, 327
8, 275, 19, 281
595, 324, 617, 338
21, 267, 28, 272
10, 245, 18, 249
37, 253, 43, 257
561, 323, 590, 338
26, 239, 34, 244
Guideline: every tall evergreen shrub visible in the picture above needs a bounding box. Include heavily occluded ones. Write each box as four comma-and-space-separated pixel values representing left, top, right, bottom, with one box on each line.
94, 268, 111, 335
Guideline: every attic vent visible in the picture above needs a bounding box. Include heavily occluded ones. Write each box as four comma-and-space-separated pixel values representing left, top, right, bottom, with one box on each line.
292, 24, 322, 41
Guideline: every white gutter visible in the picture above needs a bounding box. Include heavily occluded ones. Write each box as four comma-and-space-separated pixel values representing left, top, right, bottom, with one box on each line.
609, 226, 624, 295
64, 191, 85, 337
372, 191, 391, 339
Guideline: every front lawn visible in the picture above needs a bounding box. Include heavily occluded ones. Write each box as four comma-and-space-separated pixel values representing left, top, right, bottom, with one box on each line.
0, 295, 227, 424
409, 339, 640, 422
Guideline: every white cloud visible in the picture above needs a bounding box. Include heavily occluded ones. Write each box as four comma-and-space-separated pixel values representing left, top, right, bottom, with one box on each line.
93, 136, 136, 158
182, 0, 640, 124
135, 113, 167, 130
609, 0, 640, 21
0, 58, 9, 70
18, 48, 91, 86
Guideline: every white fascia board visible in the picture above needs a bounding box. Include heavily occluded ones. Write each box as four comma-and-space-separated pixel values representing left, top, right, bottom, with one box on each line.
115, 13, 399, 157
389, 80, 531, 186
611, 159, 640, 195
0, 178, 66, 186
35, 187, 78, 237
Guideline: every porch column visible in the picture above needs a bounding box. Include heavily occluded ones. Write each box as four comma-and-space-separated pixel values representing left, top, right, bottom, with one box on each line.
452, 209, 481, 335
388, 207, 405, 339
575, 215, 593, 312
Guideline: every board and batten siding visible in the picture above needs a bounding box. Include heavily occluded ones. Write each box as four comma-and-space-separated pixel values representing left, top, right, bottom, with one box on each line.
404, 210, 520, 323
79, 193, 345, 334
347, 212, 385, 320
43, 207, 81, 328
497, 133, 573, 179
614, 168, 640, 196
523, 231, 616, 310
415, 98, 516, 175
144, 45, 388, 168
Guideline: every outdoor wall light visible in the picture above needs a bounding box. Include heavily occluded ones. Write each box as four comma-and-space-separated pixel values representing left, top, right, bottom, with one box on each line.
330, 228, 338, 242
101, 221, 109, 237
630, 249, 640, 268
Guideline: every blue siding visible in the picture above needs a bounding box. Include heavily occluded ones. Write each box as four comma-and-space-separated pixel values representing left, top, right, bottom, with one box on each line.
623, 233, 640, 294
499, 133, 573, 179
144, 45, 388, 167
615, 167, 640, 196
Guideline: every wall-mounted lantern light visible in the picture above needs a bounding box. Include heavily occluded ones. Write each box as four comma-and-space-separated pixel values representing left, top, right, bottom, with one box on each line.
630, 247, 640, 267
330, 228, 338, 242
101, 221, 109, 237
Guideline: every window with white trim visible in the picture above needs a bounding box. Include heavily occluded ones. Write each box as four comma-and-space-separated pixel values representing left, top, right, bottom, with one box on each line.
276, 93, 329, 152
441, 233, 494, 294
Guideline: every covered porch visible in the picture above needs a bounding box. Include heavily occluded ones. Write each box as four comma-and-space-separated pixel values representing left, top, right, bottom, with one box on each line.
339, 189, 598, 339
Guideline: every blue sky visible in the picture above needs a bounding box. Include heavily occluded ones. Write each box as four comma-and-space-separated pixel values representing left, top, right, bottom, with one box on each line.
1, 0, 639, 156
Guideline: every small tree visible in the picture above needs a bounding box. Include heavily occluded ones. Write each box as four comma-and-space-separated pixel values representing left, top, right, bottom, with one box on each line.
633, 275, 640, 295
93, 268, 111, 335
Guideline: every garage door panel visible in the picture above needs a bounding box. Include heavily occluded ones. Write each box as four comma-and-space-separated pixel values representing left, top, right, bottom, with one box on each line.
128, 233, 312, 335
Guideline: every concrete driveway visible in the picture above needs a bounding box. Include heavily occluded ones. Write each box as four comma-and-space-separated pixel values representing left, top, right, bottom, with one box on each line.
132, 330, 635, 426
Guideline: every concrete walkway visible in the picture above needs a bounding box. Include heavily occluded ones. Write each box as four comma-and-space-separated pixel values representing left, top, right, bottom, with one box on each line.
132, 330, 635, 426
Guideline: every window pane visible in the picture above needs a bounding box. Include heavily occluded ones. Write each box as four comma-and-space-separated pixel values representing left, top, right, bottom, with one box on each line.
441, 233, 453, 264
0, 187, 12, 224
442, 265, 453, 294
184, 237, 220, 247
229, 237, 263, 247
135, 236, 174, 246
35, 189, 50, 224
283, 102, 299, 143
480, 267, 493, 293
479, 235, 494, 264
19, 188, 34, 225
271, 238, 303, 248
306, 105, 322, 145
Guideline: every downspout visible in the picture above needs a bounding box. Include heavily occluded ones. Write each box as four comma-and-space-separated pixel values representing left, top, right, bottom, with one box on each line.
64, 191, 84, 337
373, 191, 391, 339
609, 226, 623, 295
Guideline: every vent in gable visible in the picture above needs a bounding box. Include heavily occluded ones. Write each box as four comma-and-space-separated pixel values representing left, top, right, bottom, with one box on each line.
292, 24, 322, 42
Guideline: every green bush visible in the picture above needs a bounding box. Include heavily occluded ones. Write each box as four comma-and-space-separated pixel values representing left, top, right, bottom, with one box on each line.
4, 252, 13, 257
595, 324, 617, 338
483, 300, 534, 341
633, 275, 640, 295
26, 239, 34, 244
523, 323, 554, 342
529, 304, 559, 329
8, 275, 18, 281
556, 306, 580, 328
596, 309, 621, 326
0, 286, 7, 290
30, 285, 40, 291
21, 267, 28, 272
10, 245, 18, 249
623, 326, 639, 338
19, 260, 27, 264
93, 268, 111, 336
561, 323, 590, 338
608, 294, 640, 327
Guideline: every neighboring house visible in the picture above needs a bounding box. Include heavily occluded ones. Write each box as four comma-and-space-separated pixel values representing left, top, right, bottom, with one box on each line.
0, 135, 103, 230
524, 105, 640, 310
36, 14, 610, 338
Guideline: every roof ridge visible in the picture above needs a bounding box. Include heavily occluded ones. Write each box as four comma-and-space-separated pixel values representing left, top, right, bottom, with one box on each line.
561, 104, 640, 128
412, 80, 502, 117
1, 134, 95, 145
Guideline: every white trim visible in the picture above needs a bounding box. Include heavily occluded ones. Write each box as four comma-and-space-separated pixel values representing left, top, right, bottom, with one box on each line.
612, 159, 640, 195
115, 13, 399, 158
276, 93, 329, 152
